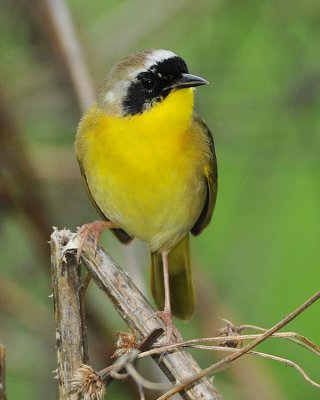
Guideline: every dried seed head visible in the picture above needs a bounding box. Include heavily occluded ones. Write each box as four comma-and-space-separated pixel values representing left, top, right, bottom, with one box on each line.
111, 330, 139, 359
217, 319, 242, 348
70, 364, 106, 400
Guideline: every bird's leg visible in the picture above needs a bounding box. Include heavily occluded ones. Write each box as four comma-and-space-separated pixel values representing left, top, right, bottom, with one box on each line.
162, 251, 171, 315
158, 251, 174, 341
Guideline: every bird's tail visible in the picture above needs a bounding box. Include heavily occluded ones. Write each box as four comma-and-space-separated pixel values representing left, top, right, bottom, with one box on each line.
150, 234, 195, 320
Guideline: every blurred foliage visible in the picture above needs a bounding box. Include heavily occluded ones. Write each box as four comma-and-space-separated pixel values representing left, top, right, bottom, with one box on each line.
0, 0, 319, 399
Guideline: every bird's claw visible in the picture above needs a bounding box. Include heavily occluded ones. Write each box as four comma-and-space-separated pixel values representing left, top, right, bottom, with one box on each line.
156, 310, 181, 343
76, 220, 116, 264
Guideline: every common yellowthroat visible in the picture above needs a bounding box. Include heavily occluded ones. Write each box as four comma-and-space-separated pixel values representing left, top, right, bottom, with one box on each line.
76, 49, 217, 334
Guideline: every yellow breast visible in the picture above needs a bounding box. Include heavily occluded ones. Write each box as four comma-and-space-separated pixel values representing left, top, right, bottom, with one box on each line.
76, 88, 208, 251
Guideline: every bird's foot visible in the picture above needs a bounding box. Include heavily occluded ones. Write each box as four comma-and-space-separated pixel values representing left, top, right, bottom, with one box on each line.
76, 220, 116, 263
156, 310, 181, 343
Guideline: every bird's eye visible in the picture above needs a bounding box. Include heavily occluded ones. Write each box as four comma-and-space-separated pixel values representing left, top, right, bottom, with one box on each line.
141, 76, 156, 90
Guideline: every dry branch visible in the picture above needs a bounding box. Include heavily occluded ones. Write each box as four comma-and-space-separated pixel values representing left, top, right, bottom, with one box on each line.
138, 329, 320, 391
0, 345, 7, 400
51, 228, 222, 400
44, 0, 96, 111
155, 290, 320, 400
51, 231, 89, 400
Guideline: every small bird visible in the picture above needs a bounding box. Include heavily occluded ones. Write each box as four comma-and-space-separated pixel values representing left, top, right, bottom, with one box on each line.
76, 49, 217, 336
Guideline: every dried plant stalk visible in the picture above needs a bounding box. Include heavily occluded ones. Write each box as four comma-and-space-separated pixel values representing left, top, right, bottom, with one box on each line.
50, 229, 89, 400
0, 344, 7, 400
52, 228, 222, 400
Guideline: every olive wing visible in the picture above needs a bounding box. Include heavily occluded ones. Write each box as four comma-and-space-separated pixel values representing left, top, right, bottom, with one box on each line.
191, 114, 218, 236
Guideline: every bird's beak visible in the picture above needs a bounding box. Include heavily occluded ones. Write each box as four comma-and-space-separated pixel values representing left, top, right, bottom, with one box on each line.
164, 73, 209, 91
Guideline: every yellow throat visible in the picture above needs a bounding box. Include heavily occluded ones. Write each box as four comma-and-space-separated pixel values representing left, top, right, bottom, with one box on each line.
76, 88, 206, 251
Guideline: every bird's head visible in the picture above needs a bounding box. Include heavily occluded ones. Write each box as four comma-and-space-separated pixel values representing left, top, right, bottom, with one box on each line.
98, 49, 208, 117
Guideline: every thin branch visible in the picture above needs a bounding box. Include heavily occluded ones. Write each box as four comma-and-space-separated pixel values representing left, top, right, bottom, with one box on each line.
107, 349, 173, 391
248, 350, 320, 389
201, 346, 320, 390
139, 331, 320, 359
0, 345, 7, 400
150, 343, 320, 390
50, 229, 89, 400
238, 324, 320, 356
44, 0, 96, 110
156, 291, 320, 400
103, 328, 164, 387
125, 359, 173, 391
71, 329, 164, 399
52, 228, 222, 400
138, 329, 320, 358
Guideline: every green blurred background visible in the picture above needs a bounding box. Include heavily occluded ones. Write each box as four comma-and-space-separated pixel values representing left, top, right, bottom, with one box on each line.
0, 0, 319, 399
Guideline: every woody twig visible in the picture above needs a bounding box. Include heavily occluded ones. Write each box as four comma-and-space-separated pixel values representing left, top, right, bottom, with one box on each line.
50, 228, 222, 400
